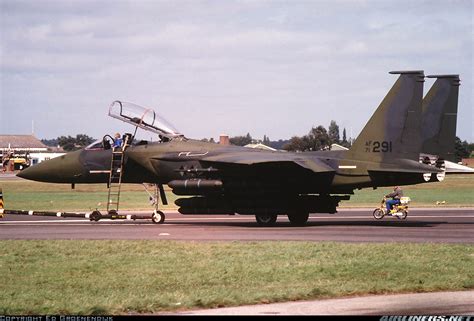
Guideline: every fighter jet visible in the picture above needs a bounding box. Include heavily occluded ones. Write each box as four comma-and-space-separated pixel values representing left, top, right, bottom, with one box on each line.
17, 70, 449, 226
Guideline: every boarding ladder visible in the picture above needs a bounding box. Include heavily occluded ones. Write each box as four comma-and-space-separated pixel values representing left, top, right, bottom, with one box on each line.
106, 136, 130, 214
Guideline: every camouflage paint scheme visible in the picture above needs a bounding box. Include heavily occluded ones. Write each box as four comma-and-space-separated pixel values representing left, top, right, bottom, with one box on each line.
18, 71, 458, 225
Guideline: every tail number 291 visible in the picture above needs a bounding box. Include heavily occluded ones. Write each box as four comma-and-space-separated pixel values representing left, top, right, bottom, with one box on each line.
366, 141, 393, 153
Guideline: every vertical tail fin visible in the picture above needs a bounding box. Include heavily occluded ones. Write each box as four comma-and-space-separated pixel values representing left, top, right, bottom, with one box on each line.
347, 70, 425, 162
421, 75, 460, 162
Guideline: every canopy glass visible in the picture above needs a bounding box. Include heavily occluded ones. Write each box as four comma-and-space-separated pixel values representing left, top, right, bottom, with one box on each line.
108, 101, 183, 138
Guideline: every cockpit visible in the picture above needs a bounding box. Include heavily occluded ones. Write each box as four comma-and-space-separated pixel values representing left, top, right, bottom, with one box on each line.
108, 101, 183, 138
86, 101, 185, 151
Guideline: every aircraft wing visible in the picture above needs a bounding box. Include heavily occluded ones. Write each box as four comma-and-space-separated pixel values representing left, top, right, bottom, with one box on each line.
198, 153, 335, 173
369, 159, 444, 174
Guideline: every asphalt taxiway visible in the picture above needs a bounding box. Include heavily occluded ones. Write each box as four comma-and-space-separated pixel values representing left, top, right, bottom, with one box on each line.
1, 208, 473, 243
2, 208, 473, 315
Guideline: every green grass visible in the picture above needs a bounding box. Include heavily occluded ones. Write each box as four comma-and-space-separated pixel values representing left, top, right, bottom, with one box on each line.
0, 180, 181, 211
1, 174, 473, 211
341, 174, 474, 207
0, 241, 472, 314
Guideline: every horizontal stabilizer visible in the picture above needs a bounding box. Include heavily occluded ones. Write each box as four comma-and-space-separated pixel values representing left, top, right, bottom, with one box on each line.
445, 160, 474, 174
369, 167, 441, 174
369, 159, 443, 174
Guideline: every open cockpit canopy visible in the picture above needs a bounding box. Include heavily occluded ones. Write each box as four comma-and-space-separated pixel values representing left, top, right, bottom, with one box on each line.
108, 101, 183, 139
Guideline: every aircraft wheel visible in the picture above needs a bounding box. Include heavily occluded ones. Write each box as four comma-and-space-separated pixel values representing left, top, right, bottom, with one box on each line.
287, 211, 309, 226
90, 210, 102, 222
152, 210, 165, 224
255, 213, 277, 226
373, 208, 384, 220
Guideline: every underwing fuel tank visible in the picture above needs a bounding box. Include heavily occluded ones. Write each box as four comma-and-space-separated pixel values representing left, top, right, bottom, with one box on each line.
168, 179, 223, 195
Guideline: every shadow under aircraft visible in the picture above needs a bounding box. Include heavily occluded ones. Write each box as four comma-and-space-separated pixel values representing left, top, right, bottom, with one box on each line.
18, 70, 459, 226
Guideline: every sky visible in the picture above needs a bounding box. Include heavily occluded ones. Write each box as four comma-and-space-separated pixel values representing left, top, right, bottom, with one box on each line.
0, 0, 472, 143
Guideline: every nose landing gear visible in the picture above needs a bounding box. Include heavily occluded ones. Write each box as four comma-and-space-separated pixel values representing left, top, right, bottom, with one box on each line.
152, 210, 165, 224
143, 183, 168, 224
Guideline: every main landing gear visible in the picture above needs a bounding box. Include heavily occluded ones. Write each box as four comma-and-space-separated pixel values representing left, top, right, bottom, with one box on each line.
255, 213, 278, 226
255, 210, 310, 227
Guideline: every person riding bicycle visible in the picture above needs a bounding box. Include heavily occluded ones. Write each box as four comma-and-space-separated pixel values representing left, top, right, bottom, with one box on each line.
385, 186, 403, 213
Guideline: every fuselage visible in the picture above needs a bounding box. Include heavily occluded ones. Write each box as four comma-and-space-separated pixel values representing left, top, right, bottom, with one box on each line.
18, 138, 438, 195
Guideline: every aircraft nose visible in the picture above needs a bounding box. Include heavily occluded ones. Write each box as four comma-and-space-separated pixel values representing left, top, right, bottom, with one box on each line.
16, 162, 52, 181
17, 150, 85, 183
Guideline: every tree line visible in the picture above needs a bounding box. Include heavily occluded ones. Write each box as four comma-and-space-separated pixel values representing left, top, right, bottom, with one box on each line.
215, 120, 473, 162
42, 134, 95, 151
41, 124, 473, 161
218, 120, 351, 152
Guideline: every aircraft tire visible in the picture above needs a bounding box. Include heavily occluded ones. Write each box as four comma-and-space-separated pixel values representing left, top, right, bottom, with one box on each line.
255, 213, 277, 226
287, 211, 309, 226
152, 210, 165, 224
373, 208, 384, 220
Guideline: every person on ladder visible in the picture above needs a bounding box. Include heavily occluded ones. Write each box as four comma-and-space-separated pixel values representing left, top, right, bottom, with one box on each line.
113, 132, 123, 150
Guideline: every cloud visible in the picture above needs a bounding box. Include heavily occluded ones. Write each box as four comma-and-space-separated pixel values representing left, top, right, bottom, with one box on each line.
0, 0, 472, 142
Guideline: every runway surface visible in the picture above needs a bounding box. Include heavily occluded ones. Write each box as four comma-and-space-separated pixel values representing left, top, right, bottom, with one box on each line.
1, 208, 473, 242
178, 290, 474, 315
2, 208, 473, 315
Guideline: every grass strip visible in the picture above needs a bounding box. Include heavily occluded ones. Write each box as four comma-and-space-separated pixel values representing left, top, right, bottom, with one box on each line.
0, 241, 472, 314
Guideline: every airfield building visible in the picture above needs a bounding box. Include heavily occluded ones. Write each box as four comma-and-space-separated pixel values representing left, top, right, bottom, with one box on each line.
0, 135, 64, 171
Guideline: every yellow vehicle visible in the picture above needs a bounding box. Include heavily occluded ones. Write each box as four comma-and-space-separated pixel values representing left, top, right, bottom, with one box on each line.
373, 197, 411, 220
12, 157, 30, 170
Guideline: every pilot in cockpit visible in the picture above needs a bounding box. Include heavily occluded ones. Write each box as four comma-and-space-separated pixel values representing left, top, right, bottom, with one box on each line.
159, 134, 170, 143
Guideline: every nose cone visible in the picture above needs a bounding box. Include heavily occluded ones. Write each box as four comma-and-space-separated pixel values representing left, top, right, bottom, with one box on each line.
17, 150, 85, 183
